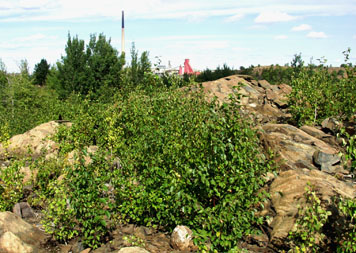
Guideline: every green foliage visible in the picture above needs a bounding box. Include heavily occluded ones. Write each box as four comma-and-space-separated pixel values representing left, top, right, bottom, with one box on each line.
288, 183, 331, 252
339, 128, 356, 172
57, 34, 89, 98
336, 197, 356, 252
33, 59, 50, 86
54, 98, 107, 154
99, 88, 272, 251
253, 65, 294, 85
86, 34, 125, 90
196, 64, 237, 82
0, 161, 25, 211
18, 59, 30, 79
128, 43, 152, 86
0, 72, 66, 135
288, 50, 356, 126
42, 150, 112, 248
0, 58, 6, 88
55, 33, 125, 98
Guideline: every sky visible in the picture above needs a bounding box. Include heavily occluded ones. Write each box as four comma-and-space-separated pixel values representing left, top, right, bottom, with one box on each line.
1, 0, 356, 73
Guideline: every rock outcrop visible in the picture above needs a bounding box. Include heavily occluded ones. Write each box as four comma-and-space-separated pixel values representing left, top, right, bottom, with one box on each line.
191, 75, 292, 123
0, 212, 48, 253
268, 169, 356, 247
0, 120, 71, 160
259, 123, 341, 172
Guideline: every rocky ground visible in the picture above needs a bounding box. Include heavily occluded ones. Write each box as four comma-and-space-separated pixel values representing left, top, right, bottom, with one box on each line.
0, 75, 355, 252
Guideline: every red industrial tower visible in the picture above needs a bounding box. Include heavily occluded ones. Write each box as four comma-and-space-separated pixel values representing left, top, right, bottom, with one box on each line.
178, 59, 200, 75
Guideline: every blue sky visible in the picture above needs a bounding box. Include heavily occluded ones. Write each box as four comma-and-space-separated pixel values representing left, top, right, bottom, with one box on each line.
1, 0, 356, 72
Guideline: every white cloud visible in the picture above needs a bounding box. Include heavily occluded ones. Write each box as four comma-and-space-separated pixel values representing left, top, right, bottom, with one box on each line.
2, 1, 356, 23
292, 24, 312, 31
353, 34, 356, 40
255, 11, 298, 23
225, 13, 244, 22
0, 33, 60, 50
275, 35, 288, 40
307, 31, 328, 39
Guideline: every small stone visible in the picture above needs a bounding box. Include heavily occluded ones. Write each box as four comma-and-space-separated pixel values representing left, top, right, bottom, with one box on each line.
134, 226, 146, 239
19, 202, 35, 218
13, 203, 22, 217
59, 244, 72, 253
170, 225, 193, 251
117, 246, 150, 253
121, 224, 135, 234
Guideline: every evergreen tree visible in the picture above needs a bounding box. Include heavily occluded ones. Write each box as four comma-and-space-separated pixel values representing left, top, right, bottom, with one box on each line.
86, 33, 125, 90
33, 59, 50, 86
55, 33, 125, 98
57, 34, 89, 98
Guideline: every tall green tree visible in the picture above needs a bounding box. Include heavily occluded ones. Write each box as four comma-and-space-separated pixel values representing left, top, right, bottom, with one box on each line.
33, 59, 50, 86
86, 33, 125, 90
55, 33, 125, 98
57, 34, 89, 98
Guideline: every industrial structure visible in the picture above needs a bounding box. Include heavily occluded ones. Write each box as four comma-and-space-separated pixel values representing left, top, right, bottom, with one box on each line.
178, 59, 200, 75
121, 10, 199, 76
121, 10, 125, 54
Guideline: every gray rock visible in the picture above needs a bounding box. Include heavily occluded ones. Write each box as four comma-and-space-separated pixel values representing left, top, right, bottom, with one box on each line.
13, 202, 35, 219
322, 117, 343, 134
313, 150, 341, 173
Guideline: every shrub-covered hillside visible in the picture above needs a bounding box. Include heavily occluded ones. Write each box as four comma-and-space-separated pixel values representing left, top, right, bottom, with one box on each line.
0, 35, 355, 252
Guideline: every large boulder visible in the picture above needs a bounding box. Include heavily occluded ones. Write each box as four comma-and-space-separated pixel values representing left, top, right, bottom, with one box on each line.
0, 211, 48, 253
268, 169, 356, 247
259, 124, 340, 171
0, 121, 71, 159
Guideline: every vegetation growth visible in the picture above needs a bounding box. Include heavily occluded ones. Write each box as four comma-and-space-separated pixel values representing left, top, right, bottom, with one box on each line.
0, 34, 355, 251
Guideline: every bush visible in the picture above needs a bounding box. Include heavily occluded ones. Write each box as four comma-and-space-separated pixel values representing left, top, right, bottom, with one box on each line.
101, 87, 272, 251
288, 184, 331, 252
42, 150, 112, 248
288, 51, 356, 126
0, 161, 25, 211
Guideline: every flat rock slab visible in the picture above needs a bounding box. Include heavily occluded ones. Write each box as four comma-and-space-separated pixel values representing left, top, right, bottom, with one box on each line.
260, 124, 339, 171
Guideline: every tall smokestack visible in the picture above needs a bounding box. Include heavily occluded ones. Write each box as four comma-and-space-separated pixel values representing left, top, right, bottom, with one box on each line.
121, 10, 125, 54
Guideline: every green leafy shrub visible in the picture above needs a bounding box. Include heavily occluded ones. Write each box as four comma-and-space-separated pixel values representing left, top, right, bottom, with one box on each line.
101, 87, 273, 251
0, 160, 25, 211
288, 50, 356, 127
196, 64, 237, 82
42, 149, 112, 248
336, 197, 356, 252
288, 184, 331, 252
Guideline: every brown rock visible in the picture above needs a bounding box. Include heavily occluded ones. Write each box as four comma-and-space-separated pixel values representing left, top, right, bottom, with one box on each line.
260, 124, 338, 171
117, 247, 150, 253
269, 169, 356, 247
0, 231, 34, 253
59, 244, 72, 253
0, 212, 48, 252
0, 121, 71, 159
